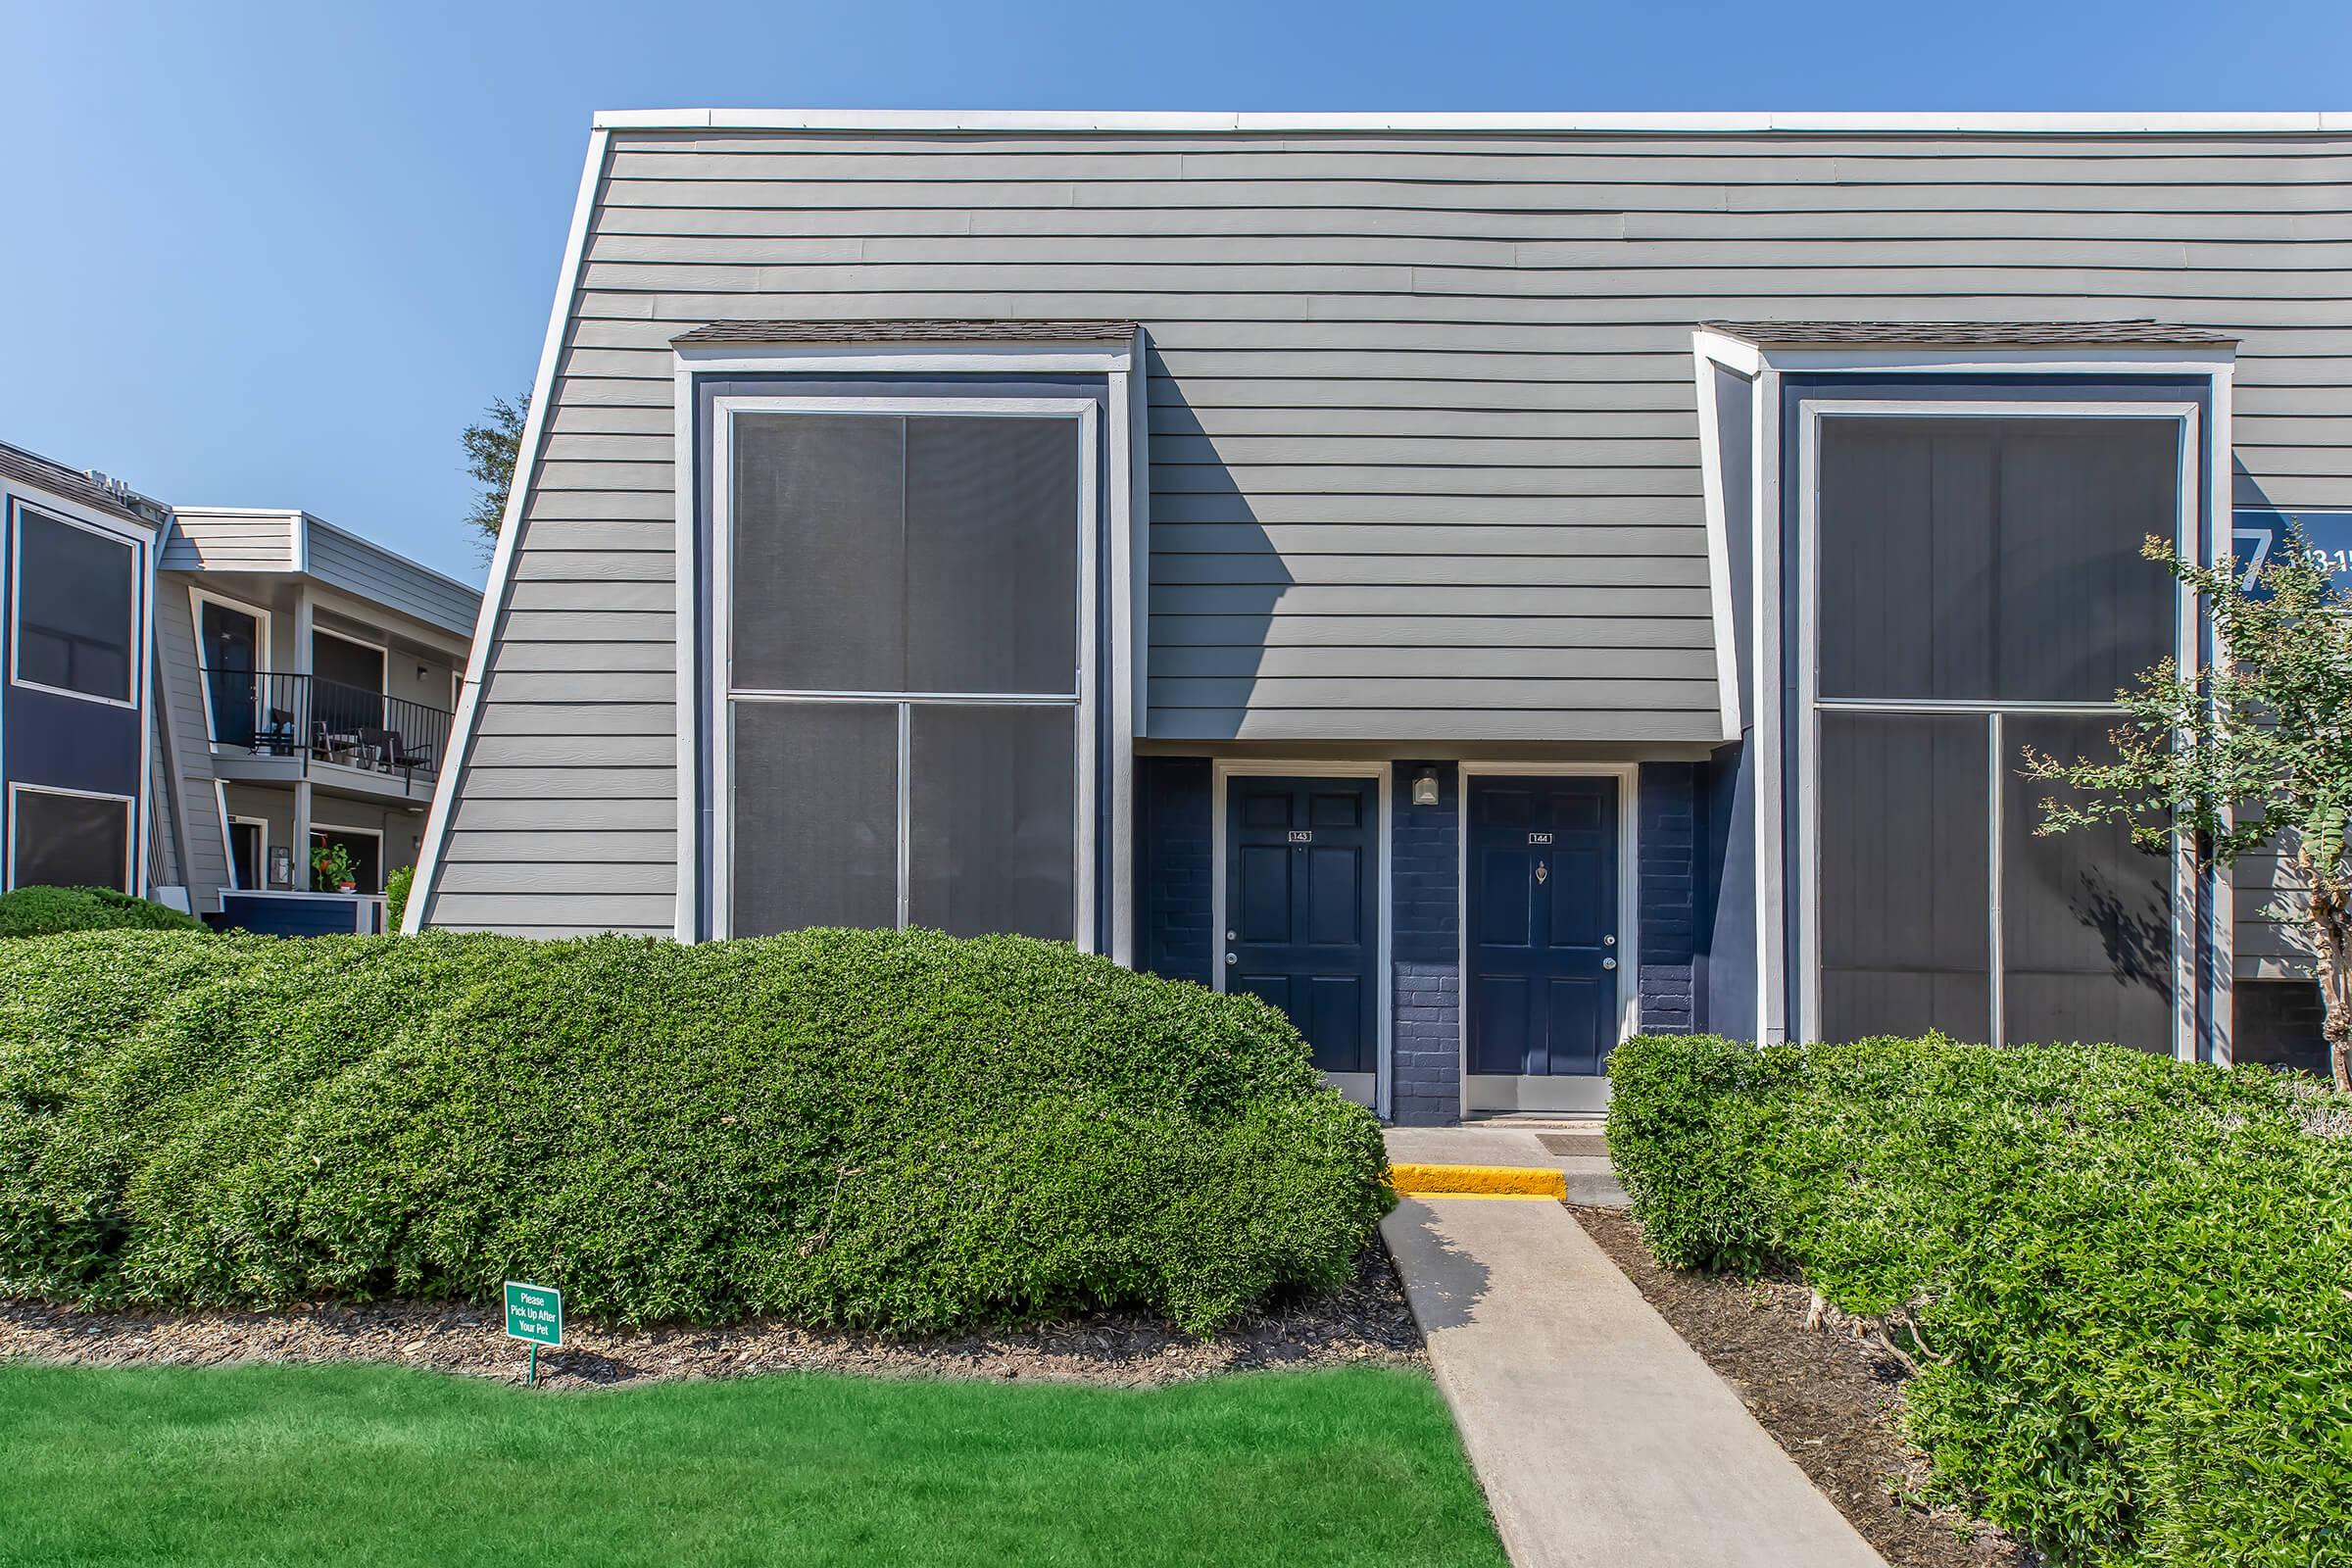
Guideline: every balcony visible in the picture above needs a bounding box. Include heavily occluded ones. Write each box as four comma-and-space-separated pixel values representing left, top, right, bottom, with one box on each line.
205, 671, 453, 804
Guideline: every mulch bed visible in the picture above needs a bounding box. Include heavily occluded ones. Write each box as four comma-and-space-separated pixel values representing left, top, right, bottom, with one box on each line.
1572, 1206, 2035, 1568
0, 1247, 1422, 1393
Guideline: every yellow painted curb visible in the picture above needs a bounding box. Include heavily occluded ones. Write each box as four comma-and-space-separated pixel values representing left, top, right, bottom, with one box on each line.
1388, 1162, 1568, 1200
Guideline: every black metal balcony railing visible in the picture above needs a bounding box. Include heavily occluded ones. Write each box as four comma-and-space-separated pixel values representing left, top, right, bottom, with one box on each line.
207, 670, 453, 787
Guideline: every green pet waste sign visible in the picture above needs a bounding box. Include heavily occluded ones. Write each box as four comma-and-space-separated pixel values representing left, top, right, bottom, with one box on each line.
504, 1280, 563, 1385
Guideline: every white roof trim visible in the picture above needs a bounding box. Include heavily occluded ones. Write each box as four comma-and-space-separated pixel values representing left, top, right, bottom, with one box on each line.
597, 109, 2351, 134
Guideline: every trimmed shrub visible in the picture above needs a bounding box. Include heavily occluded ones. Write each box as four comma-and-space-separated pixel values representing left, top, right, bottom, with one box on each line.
1607, 1034, 2352, 1568
0, 929, 1386, 1336
0, 886, 206, 939
384, 865, 414, 930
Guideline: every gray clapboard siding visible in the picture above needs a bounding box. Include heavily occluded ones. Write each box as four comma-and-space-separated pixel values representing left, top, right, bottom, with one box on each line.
145, 704, 181, 888
303, 520, 479, 639
160, 515, 294, 571
148, 582, 233, 905
427, 122, 2352, 940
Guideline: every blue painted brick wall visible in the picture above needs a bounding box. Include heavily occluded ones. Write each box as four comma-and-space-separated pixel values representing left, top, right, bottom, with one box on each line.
1391, 761, 1461, 1125
1136, 756, 1213, 987
1638, 762, 1699, 1034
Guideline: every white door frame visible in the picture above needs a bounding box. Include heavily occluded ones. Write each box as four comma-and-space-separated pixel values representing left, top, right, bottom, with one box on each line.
225, 811, 270, 892
1457, 761, 1642, 1116
1209, 760, 1395, 1118
187, 585, 275, 746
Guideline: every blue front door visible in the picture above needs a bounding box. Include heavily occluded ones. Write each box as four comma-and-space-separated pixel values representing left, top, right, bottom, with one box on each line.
1467, 776, 1620, 1078
1225, 775, 1377, 1078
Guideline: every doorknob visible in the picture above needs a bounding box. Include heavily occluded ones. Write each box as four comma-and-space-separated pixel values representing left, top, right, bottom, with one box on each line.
1602, 956, 1617, 971
1225, 953, 1238, 965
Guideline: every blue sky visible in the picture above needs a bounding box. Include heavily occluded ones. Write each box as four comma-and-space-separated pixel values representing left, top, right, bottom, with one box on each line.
7, 0, 2349, 581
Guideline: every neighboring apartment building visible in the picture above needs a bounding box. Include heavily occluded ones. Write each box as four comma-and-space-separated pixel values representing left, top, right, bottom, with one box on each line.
153, 508, 478, 924
0, 440, 171, 901
408, 111, 2352, 1119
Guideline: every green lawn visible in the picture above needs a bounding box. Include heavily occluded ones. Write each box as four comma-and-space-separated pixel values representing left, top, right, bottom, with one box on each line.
0, 1362, 1503, 1568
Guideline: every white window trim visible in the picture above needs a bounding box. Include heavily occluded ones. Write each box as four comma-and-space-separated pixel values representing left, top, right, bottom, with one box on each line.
7, 781, 136, 894
701, 394, 1102, 950
8, 499, 146, 711
1210, 760, 1395, 1118
187, 585, 275, 746
308, 818, 386, 893
1795, 397, 2204, 1062
1456, 760, 1642, 1117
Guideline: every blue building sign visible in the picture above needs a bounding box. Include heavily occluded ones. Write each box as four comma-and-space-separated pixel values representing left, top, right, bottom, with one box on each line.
2231, 510, 2352, 600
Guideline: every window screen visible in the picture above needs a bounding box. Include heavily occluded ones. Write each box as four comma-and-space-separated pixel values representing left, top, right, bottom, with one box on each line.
1817, 711, 1990, 1044
1811, 411, 2182, 1054
731, 413, 1078, 696
12, 790, 130, 891
722, 405, 1087, 942
2001, 714, 2175, 1050
732, 702, 899, 936
908, 705, 1075, 940
16, 511, 134, 703
904, 417, 1078, 694
732, 414, 906, 692
1818, 418, 2177, 704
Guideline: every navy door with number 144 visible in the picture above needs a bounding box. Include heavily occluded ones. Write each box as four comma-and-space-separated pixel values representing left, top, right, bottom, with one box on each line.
1467, 776, 1620, 1077
1225, 777, 1376, 1079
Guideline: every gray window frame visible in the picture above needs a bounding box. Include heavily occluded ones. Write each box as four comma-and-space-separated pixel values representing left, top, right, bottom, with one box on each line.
705, 395, 1101, 945
1796, 398, 2201, 1056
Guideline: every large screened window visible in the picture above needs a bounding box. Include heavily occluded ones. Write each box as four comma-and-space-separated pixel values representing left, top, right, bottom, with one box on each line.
717, 404, 1089, 943
9, 786, 132, 892
13, 506, 138, 705
1807, 411, 2185, 1053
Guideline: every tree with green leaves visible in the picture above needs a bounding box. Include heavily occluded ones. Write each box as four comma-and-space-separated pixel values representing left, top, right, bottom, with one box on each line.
2025, 529, 2352, 1090
460, 393, 529, 557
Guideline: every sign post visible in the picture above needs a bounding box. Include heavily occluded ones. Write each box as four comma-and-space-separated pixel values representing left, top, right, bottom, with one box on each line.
503, 1280, 563, 1386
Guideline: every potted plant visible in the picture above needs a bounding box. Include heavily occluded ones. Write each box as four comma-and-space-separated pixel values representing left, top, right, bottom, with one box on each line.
311, 842, 357, 894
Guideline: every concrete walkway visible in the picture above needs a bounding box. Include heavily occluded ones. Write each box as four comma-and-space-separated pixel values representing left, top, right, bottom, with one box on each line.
1385, 1119, 1628, 1206
1382, 1180, 1886, 1568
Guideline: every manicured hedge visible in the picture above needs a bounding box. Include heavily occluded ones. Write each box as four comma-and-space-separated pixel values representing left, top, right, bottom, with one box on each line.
1607, 1034, 2352, 1568
0, 929, 1388, 1335
0, 886, 206, 939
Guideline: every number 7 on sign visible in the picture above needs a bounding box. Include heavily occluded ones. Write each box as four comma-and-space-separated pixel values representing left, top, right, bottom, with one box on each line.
2233, 527, 2274, 591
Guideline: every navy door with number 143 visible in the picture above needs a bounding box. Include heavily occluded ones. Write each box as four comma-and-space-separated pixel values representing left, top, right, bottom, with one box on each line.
1225, 776, 1376, 1079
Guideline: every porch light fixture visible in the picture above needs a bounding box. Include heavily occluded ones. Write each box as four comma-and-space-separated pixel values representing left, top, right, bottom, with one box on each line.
1411, 768, 1441, 808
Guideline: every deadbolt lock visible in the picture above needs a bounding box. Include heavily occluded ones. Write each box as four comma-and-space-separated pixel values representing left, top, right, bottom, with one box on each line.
1603, 934, 1616, 946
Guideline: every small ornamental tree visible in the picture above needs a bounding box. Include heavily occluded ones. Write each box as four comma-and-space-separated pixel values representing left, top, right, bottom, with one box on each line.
2024, 529, 2352, 1090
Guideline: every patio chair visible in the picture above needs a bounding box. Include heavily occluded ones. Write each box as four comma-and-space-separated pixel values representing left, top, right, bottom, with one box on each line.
253, 708, 297, 756
361, 725, 433, 786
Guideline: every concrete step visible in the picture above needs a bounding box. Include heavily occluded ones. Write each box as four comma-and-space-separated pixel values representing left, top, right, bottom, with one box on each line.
1384, 1125, 1628, 1208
